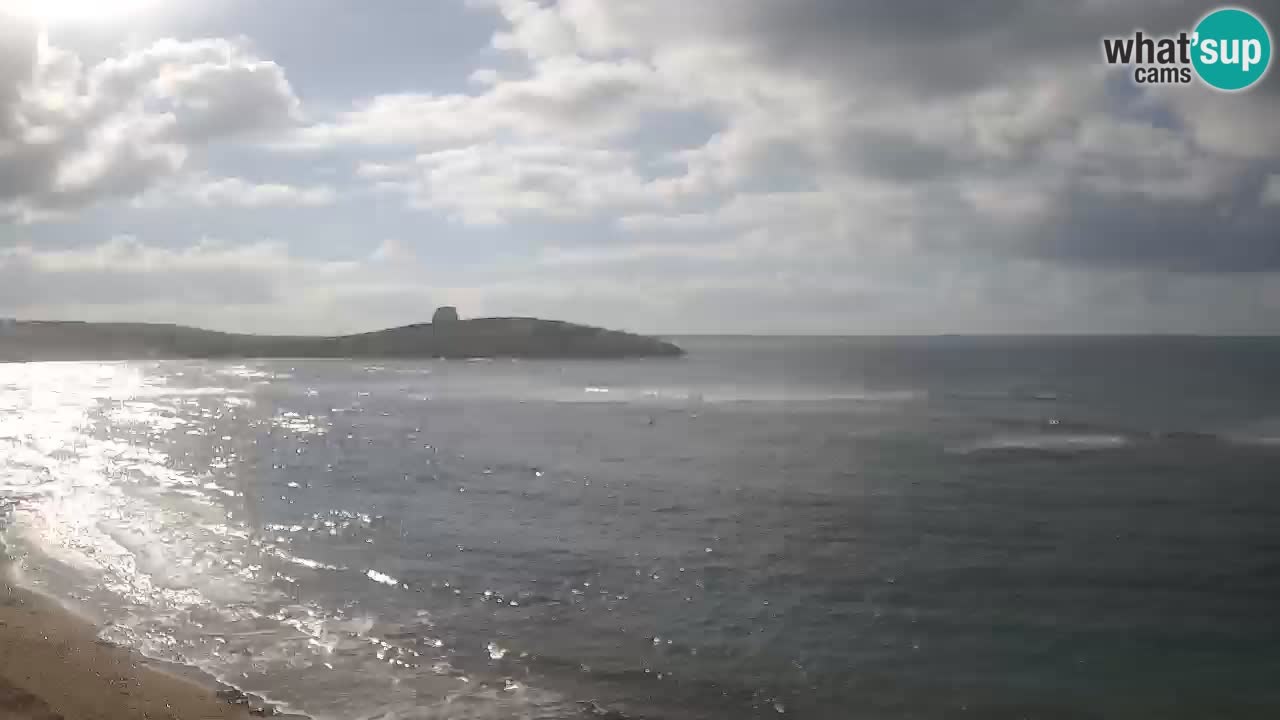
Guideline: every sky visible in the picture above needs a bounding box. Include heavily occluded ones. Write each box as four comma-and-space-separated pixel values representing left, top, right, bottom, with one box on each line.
1, 0, 1279, 336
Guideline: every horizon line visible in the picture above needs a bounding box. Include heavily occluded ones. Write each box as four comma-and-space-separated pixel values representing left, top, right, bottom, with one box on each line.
4, 318, 1279, 340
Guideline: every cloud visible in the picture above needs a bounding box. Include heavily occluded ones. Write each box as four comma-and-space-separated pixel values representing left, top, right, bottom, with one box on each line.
293, 55, 680, 150
284, 0, 1280, 279
134, 174, 337, 209
366, 143, 665, 225
3, 231, 1278, 337
7, 1, 1280, 334
0, 237, 286, 307
1154, 77, 1280, 158
0, 11, 36, 131
0, 237, 444, 335
1262, 175, 1280, 207
496, 0, 1280, 272
0, 28, 302, 221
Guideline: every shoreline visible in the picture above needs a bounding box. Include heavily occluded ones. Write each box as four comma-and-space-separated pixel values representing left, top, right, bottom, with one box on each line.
0, 556, 278, 720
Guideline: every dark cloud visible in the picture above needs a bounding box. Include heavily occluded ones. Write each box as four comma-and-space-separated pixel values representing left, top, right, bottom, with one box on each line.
697, 0, 1280, 94
837, 129, 966, 183
0, 12, 35, 128
638, 0, 1280, 273
1033, 179, 1280, 272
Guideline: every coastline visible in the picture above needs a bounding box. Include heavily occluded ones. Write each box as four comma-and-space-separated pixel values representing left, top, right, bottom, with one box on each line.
0, 558, 264, 720
0, 317, 686, 362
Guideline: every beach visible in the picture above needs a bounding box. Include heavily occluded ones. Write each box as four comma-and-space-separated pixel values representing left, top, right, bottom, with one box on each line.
0, 567, 251, 720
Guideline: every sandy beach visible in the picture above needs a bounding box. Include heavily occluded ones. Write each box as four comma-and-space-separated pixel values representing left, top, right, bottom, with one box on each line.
0, 571, 254, 720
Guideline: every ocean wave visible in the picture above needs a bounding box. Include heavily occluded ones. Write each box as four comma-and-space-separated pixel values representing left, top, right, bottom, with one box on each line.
366, 568, 402, 587
129, 385, 244, 398
216, 365, 279, 380
267, 548, 345, 572
953, 433, 1131, 454
955, 428, 1280, 454
1220, 417, 1280, 449
549, 385, 925, 407
1224, 434, 1280, 448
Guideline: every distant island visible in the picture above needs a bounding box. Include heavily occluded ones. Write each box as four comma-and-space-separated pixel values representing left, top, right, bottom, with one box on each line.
0, 307, 684, 361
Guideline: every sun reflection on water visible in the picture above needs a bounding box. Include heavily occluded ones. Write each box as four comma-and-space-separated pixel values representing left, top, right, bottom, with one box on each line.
0, 360, 548, 719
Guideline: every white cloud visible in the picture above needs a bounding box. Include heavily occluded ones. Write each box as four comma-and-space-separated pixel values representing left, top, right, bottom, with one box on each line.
0, 30, 302, 220
293, 55, 680, 150
0, 237, 442, 335
373, 143, 666, 225
135, 174, 337, 209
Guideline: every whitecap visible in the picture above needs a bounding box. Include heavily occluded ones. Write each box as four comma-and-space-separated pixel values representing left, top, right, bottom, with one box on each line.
954, 433, 1130, 454
366, 569, 400, 586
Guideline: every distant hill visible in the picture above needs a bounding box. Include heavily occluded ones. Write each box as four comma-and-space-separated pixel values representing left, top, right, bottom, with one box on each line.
0, 314, 684, 361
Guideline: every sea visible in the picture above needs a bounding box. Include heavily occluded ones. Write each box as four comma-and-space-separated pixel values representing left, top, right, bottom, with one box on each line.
1, 336, 1278, 719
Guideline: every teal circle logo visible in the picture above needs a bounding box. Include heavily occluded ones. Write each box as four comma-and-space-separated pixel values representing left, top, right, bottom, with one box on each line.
1192, 7, 1272, 91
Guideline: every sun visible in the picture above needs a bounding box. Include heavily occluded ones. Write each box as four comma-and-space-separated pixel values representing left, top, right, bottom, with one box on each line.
5, 0, 160, 24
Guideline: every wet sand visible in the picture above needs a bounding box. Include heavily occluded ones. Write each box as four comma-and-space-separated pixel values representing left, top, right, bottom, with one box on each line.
0, 574, 252, 720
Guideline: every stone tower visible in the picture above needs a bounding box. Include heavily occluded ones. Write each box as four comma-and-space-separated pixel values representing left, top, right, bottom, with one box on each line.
432, 306, 460, 324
